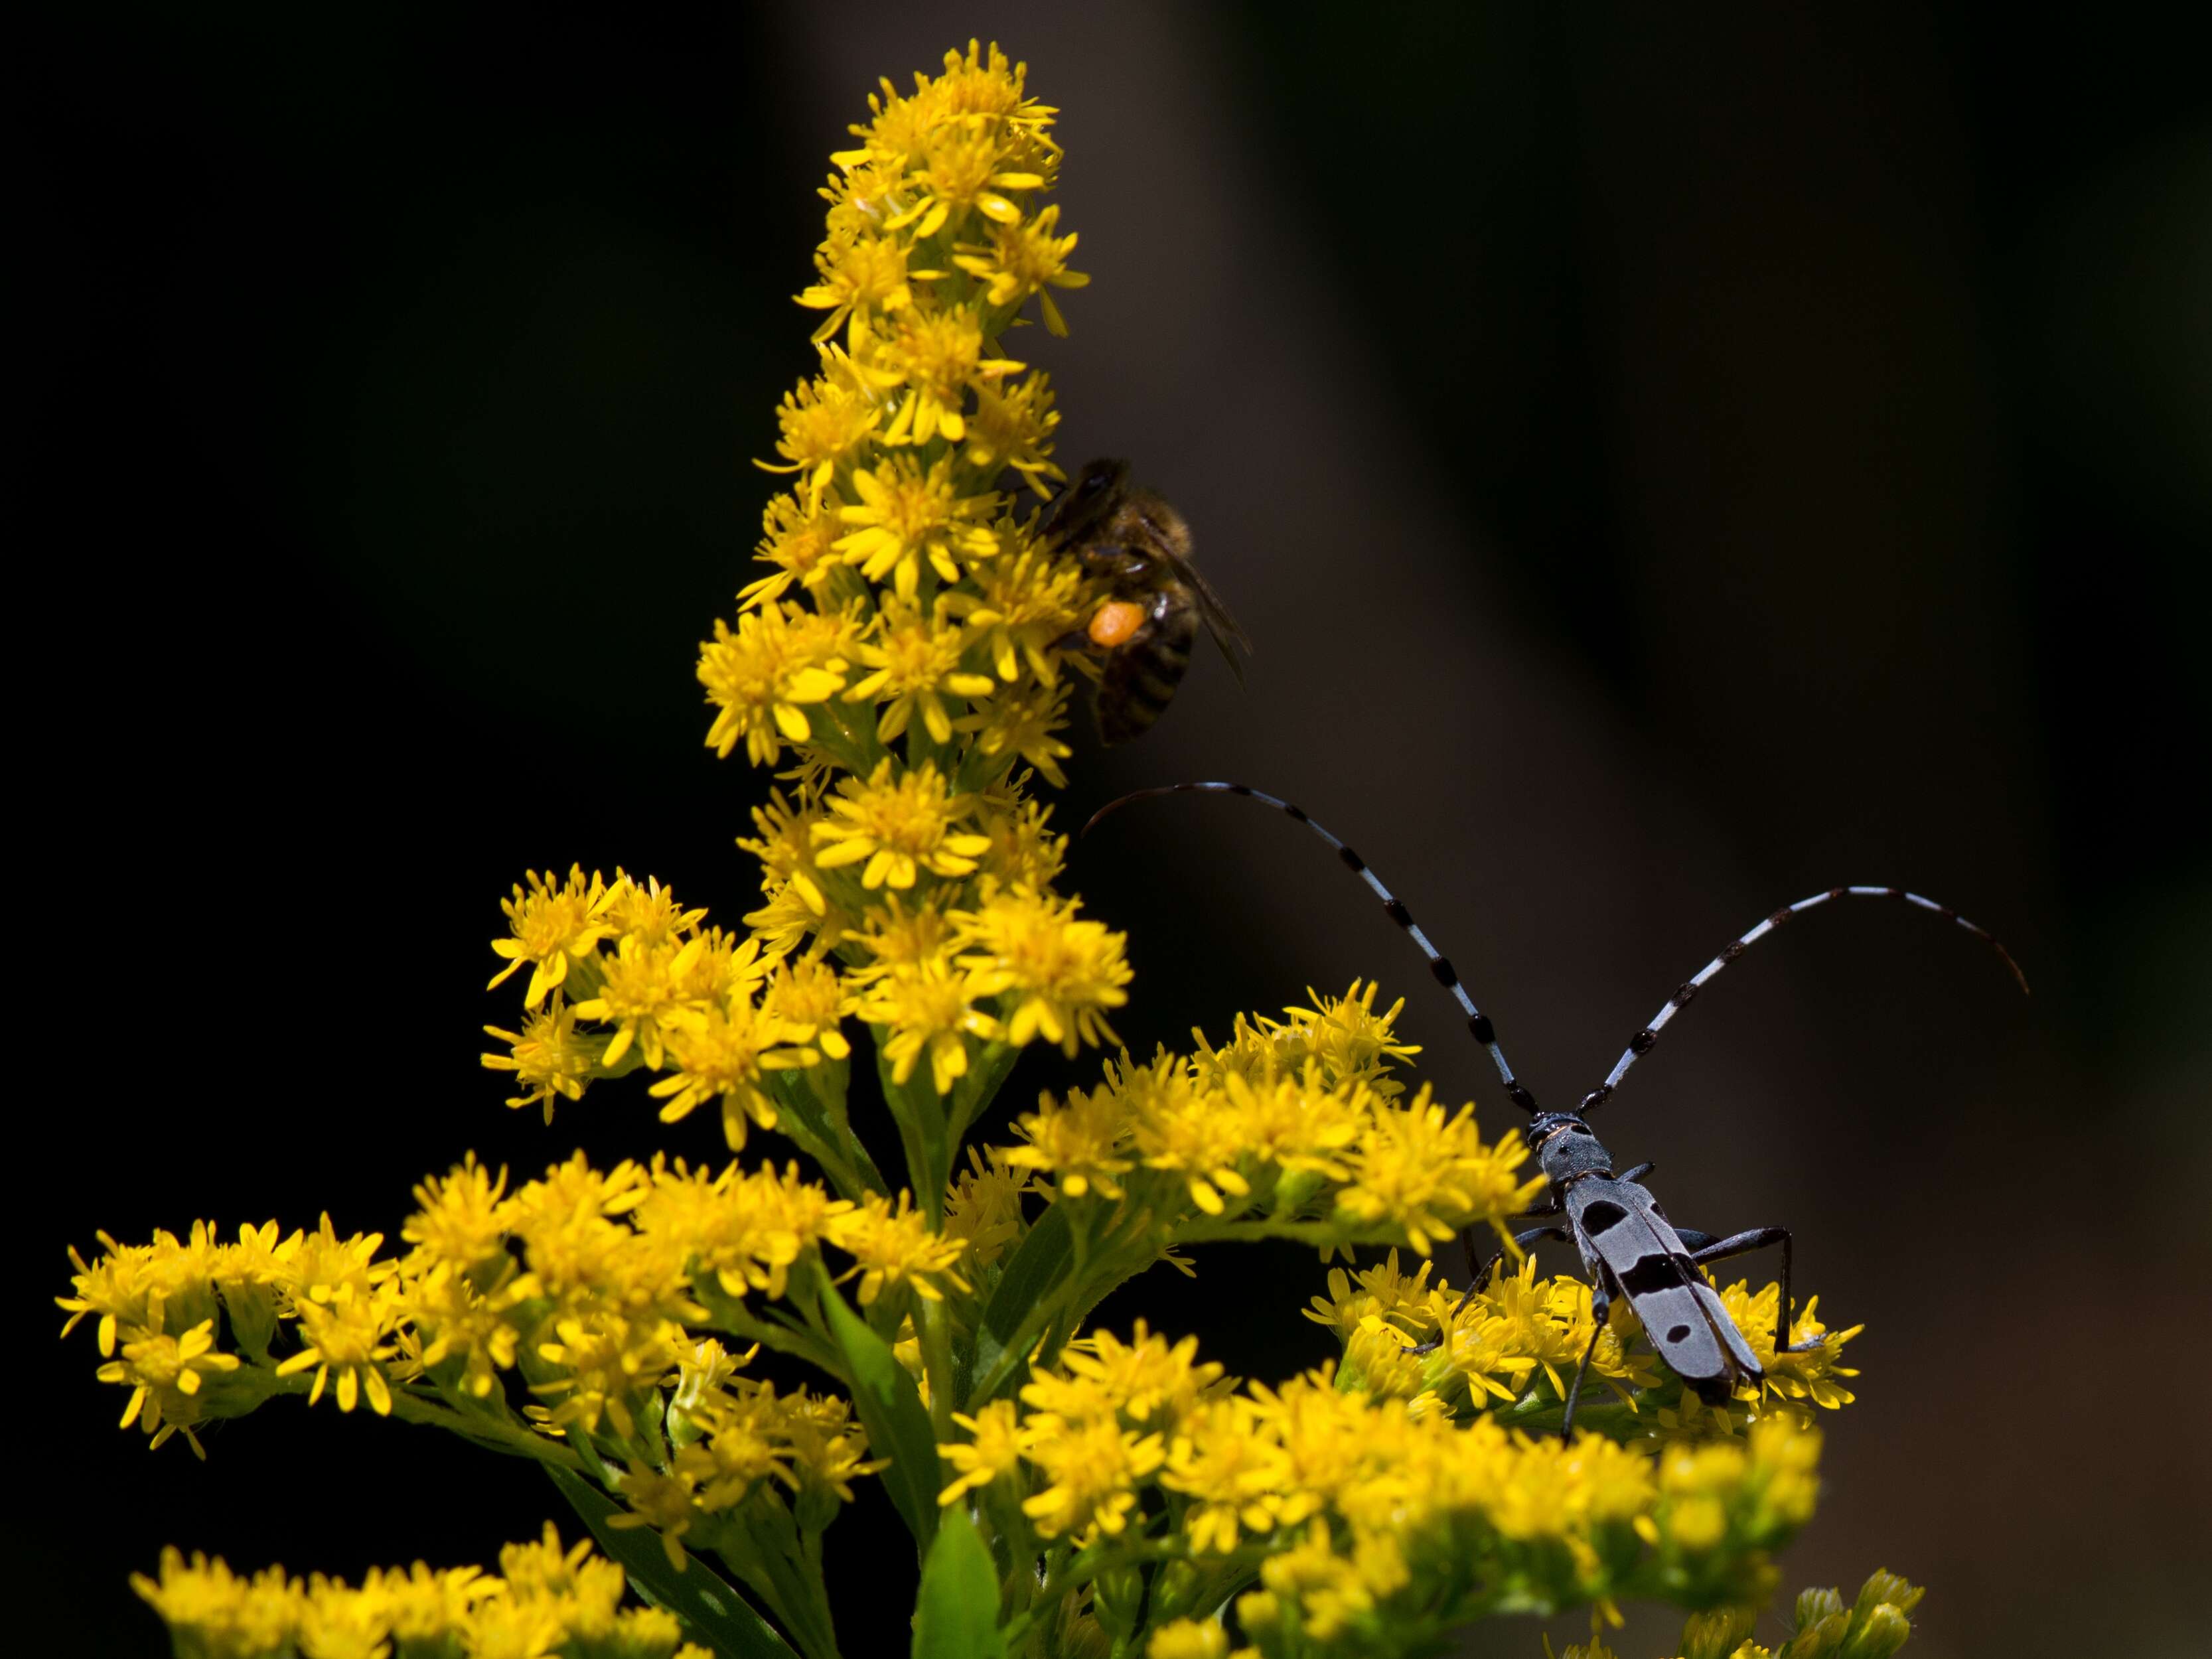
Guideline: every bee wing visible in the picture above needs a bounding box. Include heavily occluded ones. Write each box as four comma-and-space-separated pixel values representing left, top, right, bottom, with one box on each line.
1157, 549, 1252, 681
1574, 1184, 1760, 1396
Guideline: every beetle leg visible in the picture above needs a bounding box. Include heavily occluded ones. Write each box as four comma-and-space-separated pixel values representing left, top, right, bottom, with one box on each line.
1684, 1226, 1820, 1352
1410, 1225, 1570, 1356
1560, 1283, 1609, 1438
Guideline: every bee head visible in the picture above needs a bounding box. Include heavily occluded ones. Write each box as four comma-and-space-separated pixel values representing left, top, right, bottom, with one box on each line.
1074, 458, 1129, 498
1043, 457, 1133, 544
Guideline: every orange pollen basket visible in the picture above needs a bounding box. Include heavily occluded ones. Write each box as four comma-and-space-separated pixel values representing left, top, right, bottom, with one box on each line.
1088, 601, 1145, 648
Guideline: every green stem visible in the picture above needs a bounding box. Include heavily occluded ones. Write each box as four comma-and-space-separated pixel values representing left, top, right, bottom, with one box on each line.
696, 1289, 851, 1385
873, 1034, 950, 1211
768, 1063, 884, 1202
915, 1294, 958, 1439
386, 1389, 586, 1471
1167, 1216, 1341, 1247
731, 1503, 845, 1659
814, 1064, 891, 1196
1485, 1385, 1660, 1441
946, 1039, 1021, 1148
966, 1204, 1155, 1404
1001, 1539, 1076, 1653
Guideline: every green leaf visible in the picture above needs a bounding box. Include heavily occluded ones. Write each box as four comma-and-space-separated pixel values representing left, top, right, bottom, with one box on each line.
969, 1202, 1073, 1401
818, 1275, 942, 1551
912, 1506, 1005, 1659
548, 1466, 799, 1659
767, 1063, 888, 1200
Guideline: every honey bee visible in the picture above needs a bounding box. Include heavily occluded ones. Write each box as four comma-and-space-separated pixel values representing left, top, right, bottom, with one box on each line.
1041, 459, 1250, 744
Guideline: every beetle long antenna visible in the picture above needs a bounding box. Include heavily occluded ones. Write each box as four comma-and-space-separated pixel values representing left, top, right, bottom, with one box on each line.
1082, 782, 1538, 1114
1579, 885, 2029, 1113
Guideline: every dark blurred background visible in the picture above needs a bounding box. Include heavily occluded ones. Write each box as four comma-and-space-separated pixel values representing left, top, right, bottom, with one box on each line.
24, 5, 2209, 1654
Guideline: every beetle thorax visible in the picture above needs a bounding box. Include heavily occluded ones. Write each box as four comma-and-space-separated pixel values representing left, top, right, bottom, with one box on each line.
1528, 1113, 1613, 1183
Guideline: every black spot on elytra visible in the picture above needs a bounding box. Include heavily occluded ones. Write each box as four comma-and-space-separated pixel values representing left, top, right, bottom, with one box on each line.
1619, 1256, 1685, 1297
1667, 1324, 1692, 1343
1581, 1200, 1629, 1233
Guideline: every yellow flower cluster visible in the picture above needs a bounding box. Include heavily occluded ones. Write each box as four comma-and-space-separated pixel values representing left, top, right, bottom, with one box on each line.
55, 1154, 913, 1496
684, 40, 1124, 1133
57, 1216, 398, 1455
936, 1321, 1828, 1653
609, 1336, 883, 1573
131, 1527, 711, 1659
1006, 984, 1544, 1250
1305, 1245, 1864, 1431
1562, 1569, 1924, 1659
482, 865, 825, 1151
480, 853, 1129, 1163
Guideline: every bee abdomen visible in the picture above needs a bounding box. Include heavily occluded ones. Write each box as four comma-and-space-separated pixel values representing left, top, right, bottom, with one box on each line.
1096, 604, 1195, 745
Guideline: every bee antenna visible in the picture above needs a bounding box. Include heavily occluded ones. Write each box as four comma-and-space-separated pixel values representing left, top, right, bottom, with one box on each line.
1578, 885, 2030, 1114
1081, 782, 1538, 1114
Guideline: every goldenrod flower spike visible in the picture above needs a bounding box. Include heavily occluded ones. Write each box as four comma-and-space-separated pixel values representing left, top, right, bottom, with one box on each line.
129, 1533, 715, 1659
77, 42, 1921, 1659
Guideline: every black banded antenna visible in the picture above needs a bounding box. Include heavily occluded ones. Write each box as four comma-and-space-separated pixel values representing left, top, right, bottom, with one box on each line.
1578, 885, 2030, 1114
1081, 782, 1539, 1114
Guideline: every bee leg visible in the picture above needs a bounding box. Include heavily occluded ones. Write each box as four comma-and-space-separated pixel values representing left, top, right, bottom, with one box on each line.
1560, 1285, 1609, 1439
1682, 1226, 1818, 1352
1076, 544, 1151, 581
1411, 1225, 1569, 1356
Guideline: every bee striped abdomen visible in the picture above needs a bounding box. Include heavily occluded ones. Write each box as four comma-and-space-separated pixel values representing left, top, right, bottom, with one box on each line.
1097, 595, 1196, 745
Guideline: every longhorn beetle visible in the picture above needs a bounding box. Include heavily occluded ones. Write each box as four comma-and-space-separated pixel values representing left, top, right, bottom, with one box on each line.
1084, 781, 2028, 1435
